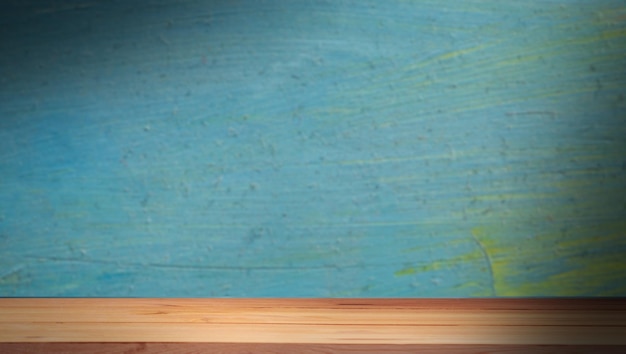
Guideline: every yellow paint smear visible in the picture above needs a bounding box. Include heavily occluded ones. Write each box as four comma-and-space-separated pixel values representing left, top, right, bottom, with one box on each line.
395, 250, 484, 277
471, 220, 626, 296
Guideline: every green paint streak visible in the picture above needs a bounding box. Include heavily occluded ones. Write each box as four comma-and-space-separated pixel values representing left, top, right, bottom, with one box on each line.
394, 267, 417, 276
395, 251, 485, 278
471, 220, 626, 296
394, 260, 447, 277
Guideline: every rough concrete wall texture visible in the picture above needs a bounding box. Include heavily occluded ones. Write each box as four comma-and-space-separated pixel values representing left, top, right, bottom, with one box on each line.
0, 0, 625, 297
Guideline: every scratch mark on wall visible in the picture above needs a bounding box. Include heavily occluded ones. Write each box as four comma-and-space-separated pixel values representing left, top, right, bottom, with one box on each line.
471, 227, 497, 296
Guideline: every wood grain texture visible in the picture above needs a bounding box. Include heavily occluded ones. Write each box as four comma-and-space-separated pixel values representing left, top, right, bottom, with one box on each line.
1, 299, 625, 345
2, 343, 626, 354
0, 1, 625, 297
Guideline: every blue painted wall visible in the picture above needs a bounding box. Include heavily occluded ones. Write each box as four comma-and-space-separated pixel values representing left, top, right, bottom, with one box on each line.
1, 0, 625, 297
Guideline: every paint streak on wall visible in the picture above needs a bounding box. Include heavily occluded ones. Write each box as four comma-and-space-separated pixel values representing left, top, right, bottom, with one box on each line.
0, 0, 625, 296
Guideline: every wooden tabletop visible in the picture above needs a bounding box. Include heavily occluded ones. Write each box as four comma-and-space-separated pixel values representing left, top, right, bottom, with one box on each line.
1, 298, 625, 346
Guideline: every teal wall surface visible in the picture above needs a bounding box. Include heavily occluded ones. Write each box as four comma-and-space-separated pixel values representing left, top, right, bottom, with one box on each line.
1, 0, 625, 297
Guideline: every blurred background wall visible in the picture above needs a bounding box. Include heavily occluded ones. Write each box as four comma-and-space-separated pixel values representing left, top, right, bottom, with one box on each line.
1, 0, 625, 296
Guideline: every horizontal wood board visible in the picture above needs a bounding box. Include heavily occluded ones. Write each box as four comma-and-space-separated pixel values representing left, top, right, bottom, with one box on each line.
3, 343, 626, 354
1, 299, 626, 345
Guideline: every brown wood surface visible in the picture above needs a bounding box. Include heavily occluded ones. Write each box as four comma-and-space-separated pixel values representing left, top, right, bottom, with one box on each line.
0, 299, 625, 346
2, 343, 626, 354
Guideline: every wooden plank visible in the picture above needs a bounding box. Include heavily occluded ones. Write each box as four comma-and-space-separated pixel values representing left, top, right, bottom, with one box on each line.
1, 298, 625, 325
2, 343, 626, 354
1, 299, 625, 345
